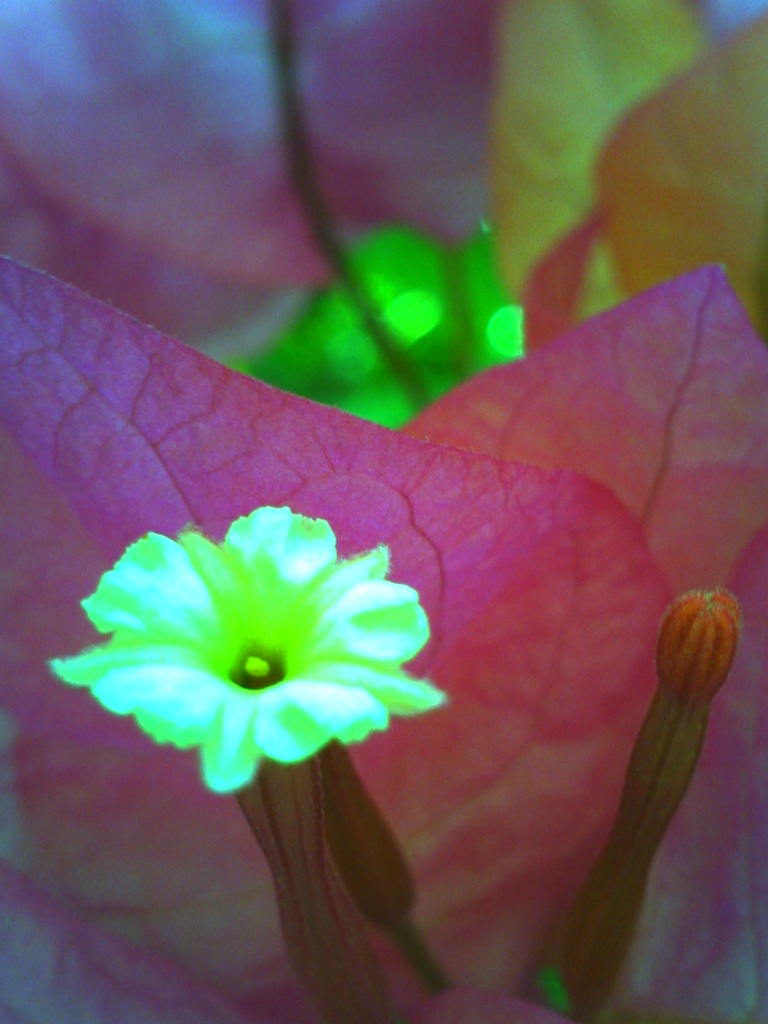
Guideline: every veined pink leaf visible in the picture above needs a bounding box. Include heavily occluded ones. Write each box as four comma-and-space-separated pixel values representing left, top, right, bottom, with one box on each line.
0, 861, 277, 1024
7, 260, 768, 1019
408, 264, 768, 1019
0, 256, 667, 1007
409, 265, 768, 593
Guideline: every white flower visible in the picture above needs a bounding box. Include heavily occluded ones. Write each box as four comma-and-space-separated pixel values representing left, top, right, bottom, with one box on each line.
50, 507, 444, 792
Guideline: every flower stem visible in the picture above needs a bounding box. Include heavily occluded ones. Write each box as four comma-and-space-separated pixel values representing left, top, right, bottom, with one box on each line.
267, 0, 429, 411
389, 919, 451, 994
319, 741, 451, 994
237, 757, 391, 1024
540, 590, 741, 1021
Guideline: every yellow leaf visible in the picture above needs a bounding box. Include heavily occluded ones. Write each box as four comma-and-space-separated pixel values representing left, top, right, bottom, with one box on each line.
490, 0, 704, 299
599, 13, 768, 329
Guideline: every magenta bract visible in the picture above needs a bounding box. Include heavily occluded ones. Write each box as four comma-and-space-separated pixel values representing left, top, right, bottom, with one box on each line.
1, 258, 766, 1021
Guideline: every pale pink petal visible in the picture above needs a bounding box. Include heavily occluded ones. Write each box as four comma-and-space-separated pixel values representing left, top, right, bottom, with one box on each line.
0, 0, 496, 290
490, 0, 703, 299
0, 861, 278, 1024
599, 13, 768, 328
413, 989, 570, 1024
522, 213, 604, 349
0, 149, 303, 348
9, 733, 316, 1011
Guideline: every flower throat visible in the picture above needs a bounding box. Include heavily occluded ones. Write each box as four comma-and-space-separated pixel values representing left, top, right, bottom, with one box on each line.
230, 647, 286, 690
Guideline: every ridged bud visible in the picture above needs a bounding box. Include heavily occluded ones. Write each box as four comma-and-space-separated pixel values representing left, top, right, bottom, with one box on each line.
656, 589, 741, 703
543, 587, 742, 1021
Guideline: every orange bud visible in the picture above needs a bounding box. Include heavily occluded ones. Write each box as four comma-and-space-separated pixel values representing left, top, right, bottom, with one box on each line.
544, 588, 742, 1021
656, 589, 741, 703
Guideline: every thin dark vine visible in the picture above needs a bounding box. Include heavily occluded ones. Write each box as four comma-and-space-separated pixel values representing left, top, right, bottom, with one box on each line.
267, 0, 429, 410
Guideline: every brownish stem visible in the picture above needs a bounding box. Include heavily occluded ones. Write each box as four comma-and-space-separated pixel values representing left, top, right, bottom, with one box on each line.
551, 689, 709, 1021
237, 757, 391, 1024
267, 0, 429, 410
319, 740, 415, 928
389, 918, 451, 995
319, 741, 450, 994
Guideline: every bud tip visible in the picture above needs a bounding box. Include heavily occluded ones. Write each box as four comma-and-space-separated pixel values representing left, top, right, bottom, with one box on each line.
656, 588, 741, 702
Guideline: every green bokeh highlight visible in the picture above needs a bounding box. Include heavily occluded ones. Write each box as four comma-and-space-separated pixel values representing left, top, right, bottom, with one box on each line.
536, 966, 572, 1015
236, 224, 524, 427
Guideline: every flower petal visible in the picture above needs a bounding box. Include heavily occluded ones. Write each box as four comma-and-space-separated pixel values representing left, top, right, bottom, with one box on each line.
201, 692, 264, 794
309, 660, 446, 715
91, 664, 227, 745
252, 682, 389, 764
225, 507, 338, 586
83, 532, 224, 646
309, 580, 429, 664
304, 548, 391, 613
50, 639, 206, 686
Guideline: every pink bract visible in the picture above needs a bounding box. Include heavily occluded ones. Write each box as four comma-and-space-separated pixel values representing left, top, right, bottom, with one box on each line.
1, 259, 766, 1021
408, 264, 768, 1020
0, 0, 497, 341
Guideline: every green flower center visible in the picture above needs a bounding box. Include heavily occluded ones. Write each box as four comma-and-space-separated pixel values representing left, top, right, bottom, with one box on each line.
230, 646, 286, 690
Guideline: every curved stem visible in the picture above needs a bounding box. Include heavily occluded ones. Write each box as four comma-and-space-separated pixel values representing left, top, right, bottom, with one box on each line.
267, 0, 429, 410
236, 759, 391, 1024
389, 918, 451, 995
319, 741, 453, 995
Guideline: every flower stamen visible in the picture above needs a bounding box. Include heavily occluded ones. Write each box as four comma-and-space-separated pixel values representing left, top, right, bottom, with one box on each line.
231, 649, 286, 690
